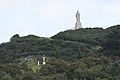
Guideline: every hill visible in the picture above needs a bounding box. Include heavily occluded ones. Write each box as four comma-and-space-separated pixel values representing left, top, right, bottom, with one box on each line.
52, 28, 106, 45
0, 25, 120, 80
0, 34, 97, 63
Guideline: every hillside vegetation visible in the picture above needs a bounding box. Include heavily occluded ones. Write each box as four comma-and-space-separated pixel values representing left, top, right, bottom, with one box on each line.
0, 25, 120, 80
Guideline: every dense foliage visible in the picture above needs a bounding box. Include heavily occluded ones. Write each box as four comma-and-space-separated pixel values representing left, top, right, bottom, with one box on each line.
103, 25, 120, 56
52, 28, 106, 45
0, 25, 120, 80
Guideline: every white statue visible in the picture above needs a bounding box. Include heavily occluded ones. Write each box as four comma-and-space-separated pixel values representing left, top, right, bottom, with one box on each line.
76, 11, 80, 22
75, 11, 82, 29
42, 55, 46, 65
37, 60, 40, 65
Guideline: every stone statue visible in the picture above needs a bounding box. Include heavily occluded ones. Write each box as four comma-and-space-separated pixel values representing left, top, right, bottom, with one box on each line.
37, 60, 40, 65
76, 11, 80, 22
75, 11, 82, 29
42, 55, 46, 65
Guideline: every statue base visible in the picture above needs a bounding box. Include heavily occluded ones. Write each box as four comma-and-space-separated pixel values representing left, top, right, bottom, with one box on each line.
75, 22, 82, 29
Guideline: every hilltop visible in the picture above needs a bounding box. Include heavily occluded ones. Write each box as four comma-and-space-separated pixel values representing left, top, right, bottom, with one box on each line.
0, 25, 120, 80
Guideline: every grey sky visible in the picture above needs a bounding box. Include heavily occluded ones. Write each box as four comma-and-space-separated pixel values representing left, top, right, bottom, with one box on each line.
0, 0, 120, 43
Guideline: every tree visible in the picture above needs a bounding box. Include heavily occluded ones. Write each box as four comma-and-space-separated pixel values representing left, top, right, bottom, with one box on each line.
10, 34, 20, 41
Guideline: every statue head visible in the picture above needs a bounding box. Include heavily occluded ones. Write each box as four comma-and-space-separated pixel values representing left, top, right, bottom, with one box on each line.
76, 10, 80, 17
76, 10, 80, 22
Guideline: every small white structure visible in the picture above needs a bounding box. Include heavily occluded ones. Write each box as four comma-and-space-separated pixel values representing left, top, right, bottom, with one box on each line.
37, 60, 40, 65
75, 11, 82, 29
42, 55, 46, 65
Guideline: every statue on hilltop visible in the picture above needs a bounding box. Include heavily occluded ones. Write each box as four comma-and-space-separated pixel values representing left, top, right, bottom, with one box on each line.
75, 11, 82, 29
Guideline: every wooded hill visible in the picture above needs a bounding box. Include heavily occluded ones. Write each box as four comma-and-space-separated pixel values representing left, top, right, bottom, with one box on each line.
0, 25, 120, 80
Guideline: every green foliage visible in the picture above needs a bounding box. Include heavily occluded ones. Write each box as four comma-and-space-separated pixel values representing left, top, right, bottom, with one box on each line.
52, 28, 106, 45
0, 25, 120, 80
0, 35, 95, 63
22, 59, 41, 72
103, 25, 120, 56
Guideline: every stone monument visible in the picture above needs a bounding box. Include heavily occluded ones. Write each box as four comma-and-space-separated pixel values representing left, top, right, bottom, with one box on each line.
37, 60, 40, 65
75, 11, 82, 29
42, 55, 46, 65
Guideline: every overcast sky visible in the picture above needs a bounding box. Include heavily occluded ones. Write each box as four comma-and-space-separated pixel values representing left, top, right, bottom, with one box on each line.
0, 0, 120, 43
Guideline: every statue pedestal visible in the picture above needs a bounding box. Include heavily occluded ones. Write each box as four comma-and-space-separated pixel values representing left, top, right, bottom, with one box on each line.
75, 22, 82, 29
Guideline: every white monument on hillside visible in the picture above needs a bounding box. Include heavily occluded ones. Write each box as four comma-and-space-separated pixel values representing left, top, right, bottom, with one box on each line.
42, 55, 46, 65
75, 11, 82, 29
37, 61, 40, 65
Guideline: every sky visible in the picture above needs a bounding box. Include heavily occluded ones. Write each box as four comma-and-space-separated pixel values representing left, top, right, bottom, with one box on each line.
0, 0, 120, 43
